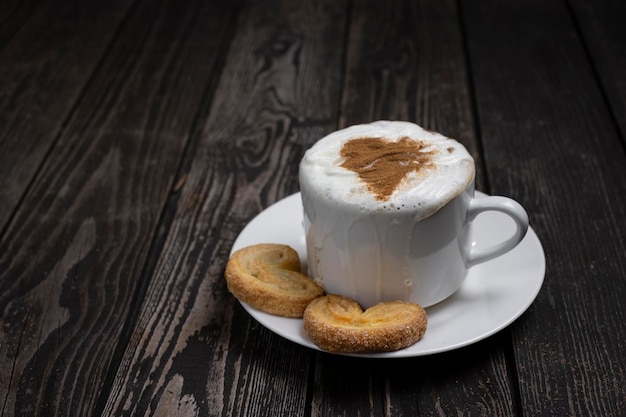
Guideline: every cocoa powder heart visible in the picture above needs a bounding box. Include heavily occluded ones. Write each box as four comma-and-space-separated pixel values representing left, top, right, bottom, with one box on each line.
340, 136, 434, 201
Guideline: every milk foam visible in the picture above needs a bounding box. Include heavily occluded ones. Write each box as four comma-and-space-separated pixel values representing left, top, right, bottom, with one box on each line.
299, 121, 475, 220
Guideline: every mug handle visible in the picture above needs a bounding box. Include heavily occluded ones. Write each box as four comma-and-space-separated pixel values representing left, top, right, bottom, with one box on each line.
466, 196, 529, 267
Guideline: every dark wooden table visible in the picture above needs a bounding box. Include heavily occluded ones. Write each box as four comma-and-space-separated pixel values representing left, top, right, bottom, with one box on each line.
1, 0, 625, 415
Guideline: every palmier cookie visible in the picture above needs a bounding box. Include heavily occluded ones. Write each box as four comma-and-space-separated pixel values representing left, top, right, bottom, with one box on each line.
225, 244, 324, 318
303, 294, 427, 353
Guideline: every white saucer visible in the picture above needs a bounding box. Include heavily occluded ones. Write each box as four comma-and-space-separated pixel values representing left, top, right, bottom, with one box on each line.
230, 192, 545, 358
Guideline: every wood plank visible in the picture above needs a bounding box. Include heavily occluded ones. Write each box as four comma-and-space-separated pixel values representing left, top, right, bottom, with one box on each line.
100, 0, 347, 415
311, 1, 517, 415
460, 0, 626, 415
0, 0, 239, 415
569, 0, 626, 138
0, 0, 39, 47
0, 0, 135, 231
384, 336, 517, 416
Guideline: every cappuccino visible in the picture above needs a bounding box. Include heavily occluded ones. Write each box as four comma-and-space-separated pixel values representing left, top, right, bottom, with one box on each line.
299, 121, 528, 308
299, 121, 475, 220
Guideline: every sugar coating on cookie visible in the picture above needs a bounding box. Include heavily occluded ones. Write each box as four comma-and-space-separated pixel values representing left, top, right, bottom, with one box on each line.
303, 294, 427, 353
225, 244, 324, 318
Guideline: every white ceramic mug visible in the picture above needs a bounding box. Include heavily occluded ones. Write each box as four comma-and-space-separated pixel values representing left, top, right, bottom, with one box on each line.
299, 121, 529, 308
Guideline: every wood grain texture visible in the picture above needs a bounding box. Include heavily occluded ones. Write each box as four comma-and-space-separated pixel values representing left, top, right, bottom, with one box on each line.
0, 0, 134, 231
312, 337, 517, 417
461, 0, 626, 415
2, 1, 625, 416
0, 0, 39, 47
101, 0, 347, 415
385, 335, 517, 417
569, 0, 626, 139
0, 0, 238, 415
